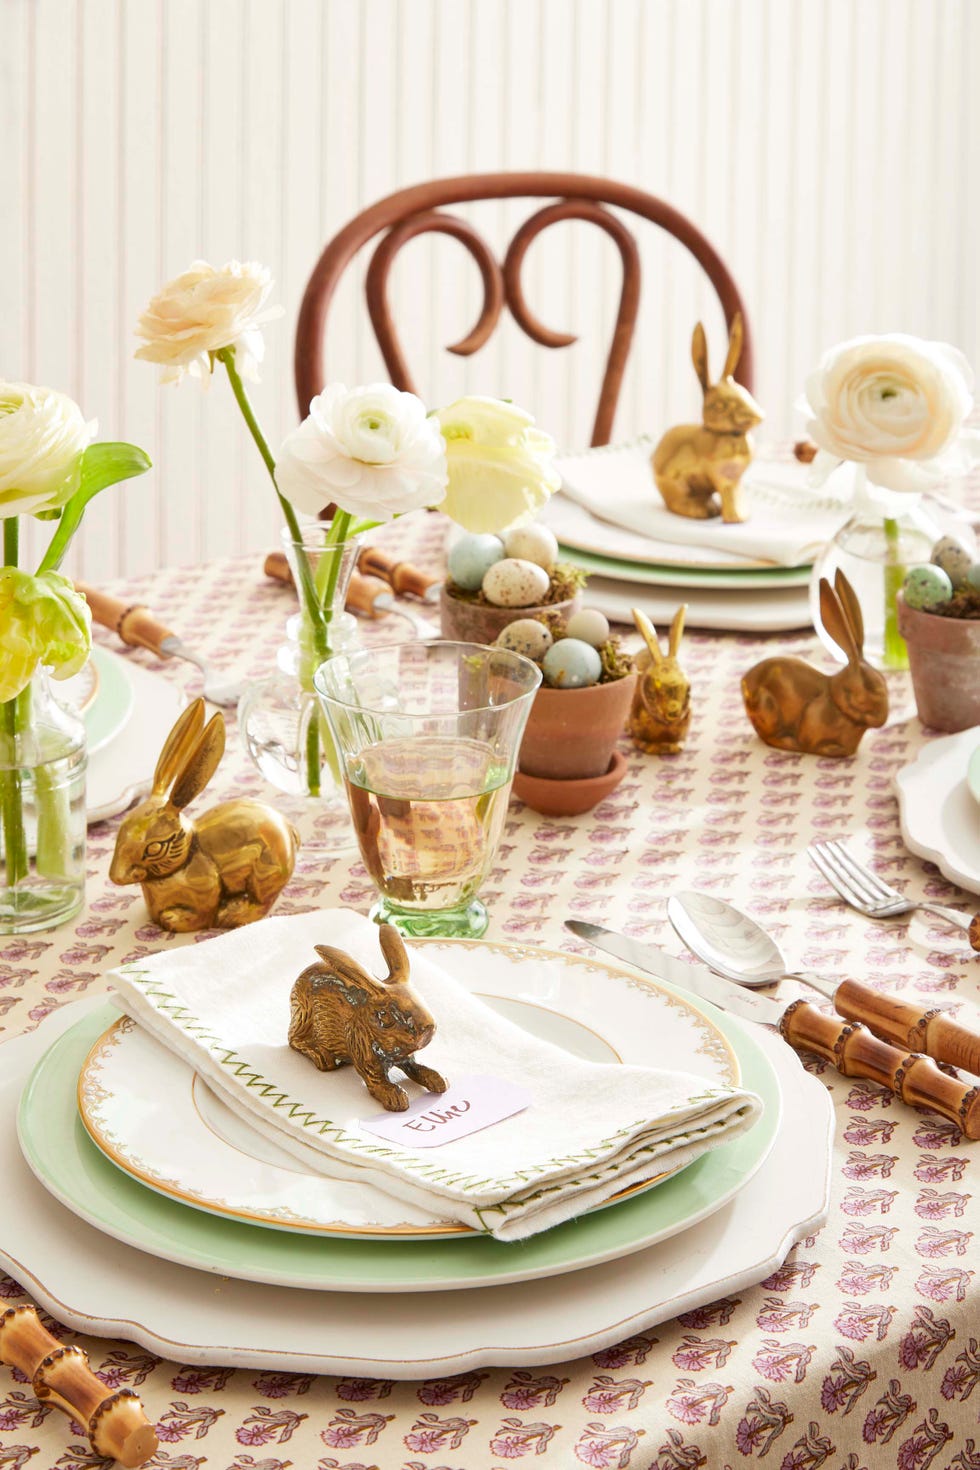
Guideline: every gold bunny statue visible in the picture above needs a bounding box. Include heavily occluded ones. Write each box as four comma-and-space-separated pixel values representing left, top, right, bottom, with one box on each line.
652, 312, 764, 523
742, 571, 889, 758
109, 698, 299, 930
627, 605, 692, 755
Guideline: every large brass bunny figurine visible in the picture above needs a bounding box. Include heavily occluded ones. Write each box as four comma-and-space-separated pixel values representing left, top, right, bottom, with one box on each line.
652, 312, 764, 523
109, 699, 298, 930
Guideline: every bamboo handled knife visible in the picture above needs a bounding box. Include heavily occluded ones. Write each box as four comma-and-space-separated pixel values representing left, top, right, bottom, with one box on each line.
565, 920, 980, 1139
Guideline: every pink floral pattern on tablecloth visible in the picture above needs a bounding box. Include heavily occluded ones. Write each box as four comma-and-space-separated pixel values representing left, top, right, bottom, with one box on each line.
3, 504, 980, 1467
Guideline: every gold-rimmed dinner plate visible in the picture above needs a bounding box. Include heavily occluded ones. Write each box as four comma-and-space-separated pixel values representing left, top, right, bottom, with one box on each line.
76, 939, 744, 1243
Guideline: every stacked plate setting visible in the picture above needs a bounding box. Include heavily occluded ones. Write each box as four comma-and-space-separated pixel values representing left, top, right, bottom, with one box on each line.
5, 939, 835, 1376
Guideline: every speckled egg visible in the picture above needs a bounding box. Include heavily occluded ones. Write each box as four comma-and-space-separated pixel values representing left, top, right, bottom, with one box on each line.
564, 607, 610, 648
482, 558, 551, 608
902, 563, 953, 611
932, 536, 974, 590
495, 618, 554, 661
503, 523, 559, 572
447, 533, 506, 592
542, 637, 603, 689
967, 563, 980, 592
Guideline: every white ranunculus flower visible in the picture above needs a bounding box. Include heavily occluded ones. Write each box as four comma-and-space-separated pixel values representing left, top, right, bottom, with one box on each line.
277, 383, 448, 521
0, 382, 96, 517
803, 334, 978, 493
434, 396, 561, 533
134, 259, 283, 385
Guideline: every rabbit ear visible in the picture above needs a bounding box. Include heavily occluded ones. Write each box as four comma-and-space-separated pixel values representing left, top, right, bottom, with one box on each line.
722, 311, 744, 378
691, 323, 710, 392
377, 923, 409, 985
818, 578, 860, 664
668, 604, 688, 659
833, 568, 865, 653
169, 711, 226, 810
153, 699, 207, 796
632, 607, 664, 665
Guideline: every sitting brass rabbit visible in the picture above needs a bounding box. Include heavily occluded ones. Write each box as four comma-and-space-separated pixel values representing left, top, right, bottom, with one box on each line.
652, 312, 764, 522
288, 923, 448, 1111
627, 605, 691, 755
109, 698, 299, 930
742, 571, 888, 758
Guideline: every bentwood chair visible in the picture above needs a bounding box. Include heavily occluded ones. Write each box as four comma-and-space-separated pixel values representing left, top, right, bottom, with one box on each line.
294, 172, 753, 448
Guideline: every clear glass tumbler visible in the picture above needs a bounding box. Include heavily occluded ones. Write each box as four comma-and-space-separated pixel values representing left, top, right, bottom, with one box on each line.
315, 641, 541, 938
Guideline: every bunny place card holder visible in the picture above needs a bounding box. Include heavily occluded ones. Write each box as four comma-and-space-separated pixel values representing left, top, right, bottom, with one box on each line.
109, 698, 299, 931
627, 605, 692, 755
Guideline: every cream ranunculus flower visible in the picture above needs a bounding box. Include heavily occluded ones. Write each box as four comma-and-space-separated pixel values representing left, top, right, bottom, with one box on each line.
0, 570, 92, 703
803, 334, 978, 493
277, 383, 447, 521
434, 396, 561, 533
0, 382, 96, 518
134, 260, 283, 385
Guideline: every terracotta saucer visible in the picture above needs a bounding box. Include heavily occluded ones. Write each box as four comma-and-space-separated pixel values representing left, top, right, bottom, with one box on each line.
511, 749, 629, 817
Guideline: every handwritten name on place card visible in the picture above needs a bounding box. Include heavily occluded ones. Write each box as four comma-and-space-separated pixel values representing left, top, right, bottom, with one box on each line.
359, 1075, 531, 1149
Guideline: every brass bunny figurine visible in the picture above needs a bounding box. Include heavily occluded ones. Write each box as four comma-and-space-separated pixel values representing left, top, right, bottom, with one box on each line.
288, 923, 448, 1111
652, 312, 764, 522
742, 571, 888, 758
109, 698, 299, 930
627, 605, 692, 755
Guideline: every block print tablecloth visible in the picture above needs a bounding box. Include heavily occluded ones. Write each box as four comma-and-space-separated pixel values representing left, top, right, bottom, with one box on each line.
2, 513, 980, 1470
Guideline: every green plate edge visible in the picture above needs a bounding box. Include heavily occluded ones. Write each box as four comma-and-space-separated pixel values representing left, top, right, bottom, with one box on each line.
560, 543, 812, 588
83, 646, 135, 755
18, 998, 781, 1291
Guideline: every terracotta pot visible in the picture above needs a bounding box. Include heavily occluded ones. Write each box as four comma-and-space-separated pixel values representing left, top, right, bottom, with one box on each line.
518, 674, 638, 781
897, 593, 980, 732
439, 585, 581, 644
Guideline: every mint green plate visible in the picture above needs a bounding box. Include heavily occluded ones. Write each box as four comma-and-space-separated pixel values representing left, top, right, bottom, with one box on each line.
81, 646, 135, 755
559, 543, 812, 589
18, 997, 780, 1294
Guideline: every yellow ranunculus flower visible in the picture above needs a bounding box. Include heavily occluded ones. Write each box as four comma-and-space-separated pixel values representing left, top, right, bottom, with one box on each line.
0, 570, 92, 703
434, 396, 561, 534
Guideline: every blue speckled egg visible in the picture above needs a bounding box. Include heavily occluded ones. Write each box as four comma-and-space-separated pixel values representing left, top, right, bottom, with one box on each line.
932, 536, 974, 590
565, 608, 610, 648
447, 533, 506, 592
903, 563, 953, 611
496, 618, 554, 660
542, 637, 603, 689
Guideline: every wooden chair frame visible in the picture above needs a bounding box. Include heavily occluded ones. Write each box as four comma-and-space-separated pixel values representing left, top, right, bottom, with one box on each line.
295, 171, 753, 447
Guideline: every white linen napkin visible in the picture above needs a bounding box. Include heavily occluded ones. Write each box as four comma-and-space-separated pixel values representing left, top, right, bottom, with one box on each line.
553, 438, 856, 566
108, 909, 762, 1242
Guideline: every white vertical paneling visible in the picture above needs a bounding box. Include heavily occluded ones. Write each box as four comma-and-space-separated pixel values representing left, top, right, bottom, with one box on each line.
0, 0, 976, 580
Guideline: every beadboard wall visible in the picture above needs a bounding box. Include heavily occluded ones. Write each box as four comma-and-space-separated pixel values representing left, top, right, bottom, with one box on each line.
2, 0, 978, 581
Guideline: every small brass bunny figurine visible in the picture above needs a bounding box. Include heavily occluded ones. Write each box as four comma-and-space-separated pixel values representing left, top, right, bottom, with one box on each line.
653, 312, 764, 522
627, 605, 692, 755
109, 698, 299, 930
288, 923, 448, 1111
742, 571, 888, 758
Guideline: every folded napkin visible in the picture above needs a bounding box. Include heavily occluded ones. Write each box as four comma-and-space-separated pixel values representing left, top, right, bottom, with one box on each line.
554, 438, 856, 567
109, 910, 762, 1241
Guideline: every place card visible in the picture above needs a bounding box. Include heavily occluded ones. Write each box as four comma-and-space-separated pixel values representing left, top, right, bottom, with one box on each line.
359, 1074, 531, 1148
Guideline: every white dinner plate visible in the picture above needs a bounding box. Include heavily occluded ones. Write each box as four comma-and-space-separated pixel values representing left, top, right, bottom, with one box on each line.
2, 997, 832, 1375
19, 944, 782, 1293
585, 574, 814, 631
895, 728, 980, 894
76, 939, 742, 1241
61, 644, 134, 756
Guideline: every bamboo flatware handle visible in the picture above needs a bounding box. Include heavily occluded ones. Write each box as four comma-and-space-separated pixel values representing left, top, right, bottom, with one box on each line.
833, 979, 980, 1077
0, 1306, 158, 1467
357, 545, 440, 601
780, 1000, 980, 1138
75, 580, 175, 654
262, 552, 392, 617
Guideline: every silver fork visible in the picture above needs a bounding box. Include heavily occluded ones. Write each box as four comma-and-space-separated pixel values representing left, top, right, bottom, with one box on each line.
807, 839, 973, 934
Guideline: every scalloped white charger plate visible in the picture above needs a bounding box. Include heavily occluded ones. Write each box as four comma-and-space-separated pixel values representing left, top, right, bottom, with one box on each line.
895, 728, 980, 894
2, 997, 831, 1376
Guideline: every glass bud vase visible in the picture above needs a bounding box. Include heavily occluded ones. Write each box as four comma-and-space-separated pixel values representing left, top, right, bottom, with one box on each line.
809, 510, 933, 672
0, 666, 87, 933
239, 526, 361, 855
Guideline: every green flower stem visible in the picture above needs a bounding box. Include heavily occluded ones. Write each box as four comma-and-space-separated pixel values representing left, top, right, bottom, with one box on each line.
1, 519, 28, 888
882, 515, 909, 670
